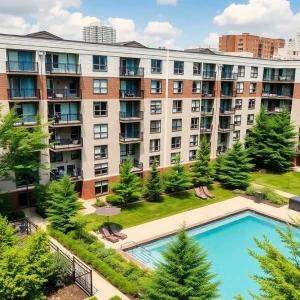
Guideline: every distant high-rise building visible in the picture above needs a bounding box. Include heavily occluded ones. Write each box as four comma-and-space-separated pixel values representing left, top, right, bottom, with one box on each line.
83, 21, 116, 44
219, 33, 285, 59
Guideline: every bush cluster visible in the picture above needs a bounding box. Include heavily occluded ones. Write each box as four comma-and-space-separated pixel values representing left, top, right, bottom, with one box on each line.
246, 186, 287, 204
108, 297, 122, 300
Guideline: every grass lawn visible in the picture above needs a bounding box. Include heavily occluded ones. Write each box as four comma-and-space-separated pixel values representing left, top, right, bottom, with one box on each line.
84, 184, 236, 231
251, 172, 300, 195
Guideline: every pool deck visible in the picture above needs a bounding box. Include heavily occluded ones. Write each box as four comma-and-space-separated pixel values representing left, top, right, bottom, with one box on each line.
94, 196, 300, 250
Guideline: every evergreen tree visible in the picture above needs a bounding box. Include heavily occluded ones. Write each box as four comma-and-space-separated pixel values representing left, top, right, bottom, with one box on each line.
111, 158, 142, 204
143, 224, 220, 300
190, 136, 215, 187
216, 142, 253, 189
46, 175, 80, 232
164, 154, 192, 193
144, 159, 163, 202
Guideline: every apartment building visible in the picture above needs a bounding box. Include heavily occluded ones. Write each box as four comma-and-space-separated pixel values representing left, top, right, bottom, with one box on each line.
1, 31, 300, 209
219, 33, 285, 59
83, 21, 116, 44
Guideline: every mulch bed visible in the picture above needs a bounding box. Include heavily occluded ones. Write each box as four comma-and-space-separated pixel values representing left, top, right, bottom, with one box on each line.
242, 194, 287, 208
46, 284, 88, 300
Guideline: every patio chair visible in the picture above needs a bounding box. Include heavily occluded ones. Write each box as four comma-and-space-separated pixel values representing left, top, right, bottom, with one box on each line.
109, 224, 127, 240
202, 186, 215, 198
101, 227, 119, 243
194, 187, 207, 200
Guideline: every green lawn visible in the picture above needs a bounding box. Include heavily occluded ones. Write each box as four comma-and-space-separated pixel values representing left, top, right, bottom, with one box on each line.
84, 184, 236, 231
251, 172, 300, 195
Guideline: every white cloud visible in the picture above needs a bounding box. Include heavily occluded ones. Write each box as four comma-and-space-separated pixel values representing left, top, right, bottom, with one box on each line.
157, 0, 177, 6
144, 21, 181, 36
203, 32, 219, 48
107, 18, 138, 41
0, 14, 30, 35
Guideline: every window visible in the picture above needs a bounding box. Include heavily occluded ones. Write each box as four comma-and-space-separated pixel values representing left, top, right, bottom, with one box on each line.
95, 163, 108, 176
250, 67, 258, 78
172, 119, 182, 131
193, 62, 201, 75
237, 82, 244, 93
250, 83, 257, 93
95, 180, 108, 195
93, 55, 107, 71
238, 66, 245, 77
192, 81, 201, 93
94, 145, 108, 160
150, 139, 160, 152
94, 124, 108, 139
248, 99, 255, 109
149, 155, 160, 166
150, 101, 161, 114
191, 100, 200, 112
173, 81, 183, 93
150, 120, 161, 133
94, 102, 107, 116
151, 80, 162, 93
173, 100, 182, 113
170, 152, 180, 164
189, 150, 197, 161
120, 144, 135, 156
190, 135, 198, 147
191, 117, 199, 130
93, 79, 107, 94
50, 151, 63, 163
174, 61, 184, 74
247, 114, 254, 125
233, 130, 240, 141
235, 99, 242, 110
171, 137, 181, 149
151, 59, 162, 73
71, 150, 80, 160
234, 115, 241, 126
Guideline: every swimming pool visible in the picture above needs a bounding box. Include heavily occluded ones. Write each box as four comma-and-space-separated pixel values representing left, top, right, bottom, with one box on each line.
125, 210, 300, 299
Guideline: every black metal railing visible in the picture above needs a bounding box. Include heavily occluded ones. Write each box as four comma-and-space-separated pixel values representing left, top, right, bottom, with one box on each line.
263, 74, 295, 82
218, 124, 235, 131
48, 113, 82, 124
202, 71, 216, 79
202, 90, 215, 97
119, 111, 143, 120
45, 63, 81, 74
8, 89, 40, 99
50, 168, 83, 181
221, 90, 237, 97
119, 67, 144, 77
50, 137, 83, 149
6, 61, 38, 72
119, 132, 143, 142
47, 89, 81, 99
221, 72, 238, 80
119, 89, 144, 98
261, 90, 293, 98
219, 107, 235, 114
200, 125, 213, 133
120, 159, 143, 172
13, 115, 37, 126
265, 106, 292, 114
201, 107, 214, 115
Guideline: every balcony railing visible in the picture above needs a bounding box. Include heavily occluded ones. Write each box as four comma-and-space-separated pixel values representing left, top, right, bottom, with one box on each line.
202, 90, 215, 98
47, 89, 81, 100
13, 115, 37, 127
218, 124, 235, 132
6, 61, 38, 72
119, 159, 143, 173
202, 71, 216, 79
216, 146, 227, 156
219, 107, 235, 115
8, 89, 40, 99
262, 91, 293, 98
119, 132, 143, 143
119, 111, 143, 121
50, 137, 83, 150
221, 90, 237, 97
221, 72, 238, 80
45, 63, 81, 74
263, 75, 295, 82
200, 125, 213, 133
50, 168, 83, 181
201, 107, 214, 116
119, 89, 144, 99
48, 113, 82, 125
119, 67, 144, 77
265, 106, 292, 114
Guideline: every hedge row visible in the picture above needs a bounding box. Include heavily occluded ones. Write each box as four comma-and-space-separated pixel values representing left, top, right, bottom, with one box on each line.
48, 228, 139, 296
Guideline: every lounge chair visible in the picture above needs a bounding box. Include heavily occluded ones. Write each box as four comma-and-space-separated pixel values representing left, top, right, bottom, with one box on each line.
109, 224, 127, 240
202, 186, 215, 198
101, 227, 119, 243
194, 187, 208, 200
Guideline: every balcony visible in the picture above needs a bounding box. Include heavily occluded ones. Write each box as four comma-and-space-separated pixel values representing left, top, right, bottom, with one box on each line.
202, 90, 215, 98
263, 75, 295, 82
13, 115, 38, 127
119, 89, 144, 99
119, 132, 143, 143
119, 67, 144, 77
45, 63, 81, 75
48, 113, 82, 127
261, 91, 293, 99
219, 107, 235, 115
119, 159, 143, 173
50, 137, 83, 151
218, 124, 235, 132
6, 61, 38, 73
8, 89, 40, 100
200, 125, 213, 133
50, 168, 83, 182
221, 72, 238, 80
119, 111, 143, 122
216, 146, 227, 156
221, 90, 237, 98
47, 89, 82, 100
201, 107, 214, 116
265, 107, 291, 114
202, 71, 216, 79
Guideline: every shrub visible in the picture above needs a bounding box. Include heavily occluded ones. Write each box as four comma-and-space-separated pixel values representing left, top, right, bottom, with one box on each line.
106, 194, 123, 205
95, 197, 104, 207
245, 186, 257, 196
233, 189, 243, 194
48, 253, 71, 288
89, 297, 98, 300
109, 297, 122, 300
261, 187, 287, 204
6, 210, 26, 221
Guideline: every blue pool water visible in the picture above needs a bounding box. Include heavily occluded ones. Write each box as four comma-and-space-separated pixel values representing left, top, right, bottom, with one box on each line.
126, 211, 300, 299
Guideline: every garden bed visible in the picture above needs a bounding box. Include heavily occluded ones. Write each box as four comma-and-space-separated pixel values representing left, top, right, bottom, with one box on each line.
242, 194, 287, 208
46, 283, 87, 300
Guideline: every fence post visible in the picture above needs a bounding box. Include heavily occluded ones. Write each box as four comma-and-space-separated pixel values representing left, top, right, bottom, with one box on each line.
72, 256, 76, 283
90, 270, 93, 296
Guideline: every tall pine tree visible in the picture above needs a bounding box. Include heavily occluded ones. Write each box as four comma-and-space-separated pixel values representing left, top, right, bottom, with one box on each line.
143, 224, 220, 300
190, 136, 215, 187
216, 142, 253, 189
144, 159, 163, 202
